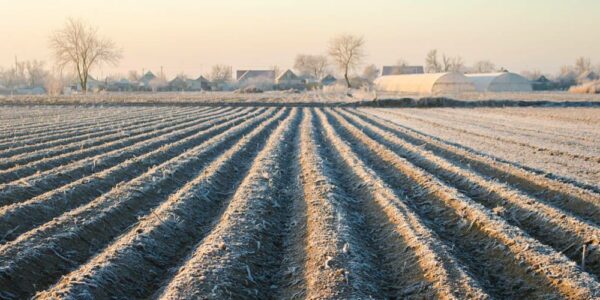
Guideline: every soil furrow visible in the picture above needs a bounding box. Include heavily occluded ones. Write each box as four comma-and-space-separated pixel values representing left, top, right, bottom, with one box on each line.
0, 108, 287, 299
354, 108, 600, 224
0, 107, 148, 138
36, 109, 297, 299
382, 109, 600, 162
322, 108, 600, 299
0, 107, 226, 169
145, 109, 300, 299
314, 108, 491, 299
335, 108, 600, 278
0, 107, 249, 203
0, 107, 171, 147
0, 107, 267, 241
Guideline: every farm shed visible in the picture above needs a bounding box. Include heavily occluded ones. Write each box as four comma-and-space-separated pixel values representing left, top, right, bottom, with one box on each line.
465, 72, 532, 92
189, 76, 211, 91
275, 69, 302, 85
236, 70, 275, 82
320, 74, 337, 86
381, 65, 424, 76
374, 72, 476, 94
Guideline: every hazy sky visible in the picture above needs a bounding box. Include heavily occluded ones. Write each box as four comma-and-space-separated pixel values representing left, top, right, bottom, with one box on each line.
1, 0, 599, 77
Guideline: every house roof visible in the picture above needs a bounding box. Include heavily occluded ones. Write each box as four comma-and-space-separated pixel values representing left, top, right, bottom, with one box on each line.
195, 75, 211, 83
321, 74, 337, 82
381, 65, 424, 76
276, 69, 299, 81
237, 70, 276, 81
140, 71, 157, 83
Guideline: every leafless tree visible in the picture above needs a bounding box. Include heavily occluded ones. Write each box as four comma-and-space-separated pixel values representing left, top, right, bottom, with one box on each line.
396, 59, 409, 67
328, 34, 365, 88
49, 18, 122, 93
44, 68, 71, 95
441, 55, 464, 72
472, 60, 496, 73
209, 64, 232, 83
362, 64, 380, 83
425, 49, 441, 73
294, 54, 329, 80
0, 60, 27, 91
24, 60, 48, 87
128, 70, 140, 82
574, 57, 592, 74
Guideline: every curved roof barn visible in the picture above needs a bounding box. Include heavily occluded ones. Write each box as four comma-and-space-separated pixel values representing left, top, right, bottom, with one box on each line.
374, 72, 476, 94
465, 72, 532, 92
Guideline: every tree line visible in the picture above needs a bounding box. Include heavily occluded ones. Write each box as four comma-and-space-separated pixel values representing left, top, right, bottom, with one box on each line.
2, 18, 598, 94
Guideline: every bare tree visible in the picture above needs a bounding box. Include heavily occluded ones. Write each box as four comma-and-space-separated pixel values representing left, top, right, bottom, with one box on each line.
328, 34, 365, 88
472, 60, 496, 73
396, 59, 409, 67
574, 57, 592, 74
440, 54, 464, 72
294, 54, 329, 80
128, 70, 140, 82
0, 60, 27, 91
362, 64, 380, 83
49, 18, 122, 93
425, 49, 441, 73
209, 64, 232, 83
24, 60, 48, 87
44, 68, 71, 95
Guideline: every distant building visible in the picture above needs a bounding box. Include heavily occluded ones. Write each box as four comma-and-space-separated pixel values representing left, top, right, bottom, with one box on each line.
236, 70, 276, 82
465, 72, 532, 92
107, 78, 138, 92
375, 72, 476, 94
168, 76, 189, 91
275, 69, 303, 88
577, 71, 599, 84
139, 71, 157, 90
320, 74, 337, 86
381, 65, 424, 76
531, 75, 557, 91
191, 75, 212, 91
15, 87, 46, 95
71, 76, 105, 92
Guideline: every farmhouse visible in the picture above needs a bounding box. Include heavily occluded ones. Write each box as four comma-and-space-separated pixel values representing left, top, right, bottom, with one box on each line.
107, 78, 135, 91
236, 70, 276, 82
275, 69, 303, 88
381, 65, 424, 76
320, 74, 337, 86
374, 72, 476, 94
168, 76, 189, 91
465, 72, 532, 92
531, 75, 557, 91
139, 71, 157, 91
190, 75, 211, 91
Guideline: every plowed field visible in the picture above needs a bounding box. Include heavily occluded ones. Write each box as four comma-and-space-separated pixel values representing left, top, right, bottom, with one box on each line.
0, 105, 598, 299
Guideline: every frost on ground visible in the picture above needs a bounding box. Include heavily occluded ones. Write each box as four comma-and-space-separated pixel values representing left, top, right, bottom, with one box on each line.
1, 90, 600, 106
0, 105, 598, 299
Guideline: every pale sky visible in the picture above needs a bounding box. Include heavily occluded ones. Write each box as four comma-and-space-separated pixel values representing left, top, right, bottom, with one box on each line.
1, 0, 599, 78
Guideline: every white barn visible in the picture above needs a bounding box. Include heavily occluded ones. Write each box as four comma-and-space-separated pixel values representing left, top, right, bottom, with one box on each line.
465, 72, 532, 92
374, 72, 476, 94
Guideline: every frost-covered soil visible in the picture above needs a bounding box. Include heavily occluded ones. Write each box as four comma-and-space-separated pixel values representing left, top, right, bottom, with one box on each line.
367, 107, 600, 190
1, 90, 600, 106
0, 105, 598, 299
